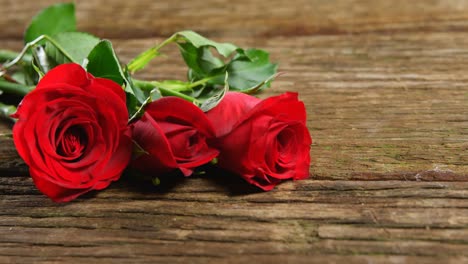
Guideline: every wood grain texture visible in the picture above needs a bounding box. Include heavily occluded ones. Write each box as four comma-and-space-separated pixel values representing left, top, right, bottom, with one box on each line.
1, 176, 468, 262
0, 0, 467, 263
2, 0, 468, 38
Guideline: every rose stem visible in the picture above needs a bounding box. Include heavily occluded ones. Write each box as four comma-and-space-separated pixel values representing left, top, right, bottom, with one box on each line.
127, 34, 181, 74
0, 50, 32, 63
157, 87, 196, 102
132, 79, 196, 103
0, 80, 33, 96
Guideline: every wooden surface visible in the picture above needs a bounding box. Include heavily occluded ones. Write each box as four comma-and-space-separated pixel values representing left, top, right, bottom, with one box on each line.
1, 0, 468, 263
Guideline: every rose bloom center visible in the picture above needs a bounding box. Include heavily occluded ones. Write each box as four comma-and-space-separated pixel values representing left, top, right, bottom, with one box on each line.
57, 126, 87, 161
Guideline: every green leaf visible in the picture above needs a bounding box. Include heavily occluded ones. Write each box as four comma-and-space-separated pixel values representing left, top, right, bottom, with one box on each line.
177, 31, 237, 57
125, 91, 139, 118
45, 32, 100, 65
176, 33, 276, 92
31, 60, 45, 79
24, 3, 76, 44
239, 72, 283, 94
22, 64, 38, 85
86, 40, 124, 85
11, 72, 27, 85
0, 102, 17, 123
198, 73, 229, 112
127, 30, 237, 73
127, 30, 277, 107
178, 42, 224, 78
184, 48, 277, 91
124, 67, 147, 104
16, 64, 34, 86
149, 88, 162, 101
226, 49, 278, 91
87, 41, 147, 113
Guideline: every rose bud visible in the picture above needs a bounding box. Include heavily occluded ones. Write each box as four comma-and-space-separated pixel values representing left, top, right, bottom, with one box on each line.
131, 97, 219, 177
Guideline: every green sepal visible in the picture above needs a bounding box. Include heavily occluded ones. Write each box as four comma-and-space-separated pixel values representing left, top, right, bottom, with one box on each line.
0, 102, 17, 123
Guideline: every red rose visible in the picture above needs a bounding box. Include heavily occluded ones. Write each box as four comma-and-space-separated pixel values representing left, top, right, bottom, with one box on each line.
12, 63, 132, 202
206, 92, 312, 190
131, 97, 219, 176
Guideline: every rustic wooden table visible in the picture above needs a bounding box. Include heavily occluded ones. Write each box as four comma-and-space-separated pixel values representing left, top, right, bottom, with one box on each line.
1, 0, 467, 263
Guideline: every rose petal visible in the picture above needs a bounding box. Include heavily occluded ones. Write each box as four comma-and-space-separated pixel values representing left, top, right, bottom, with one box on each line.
30, 168, 92, 202
36, 63, 90, 90
206, 92, 260, 137
12, 63, 132, 202
146, 96, 216, 137
132, 112, 178, 173
208, 92, 312, 191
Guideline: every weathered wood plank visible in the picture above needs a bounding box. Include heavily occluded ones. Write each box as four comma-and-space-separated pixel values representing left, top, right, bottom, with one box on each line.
318, 225, 468, 243
1, 0, 468, 262
2, 0, 468, 39
1, 179, 468, 240
0, 255, 466, 264
0, 180, 467, 260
